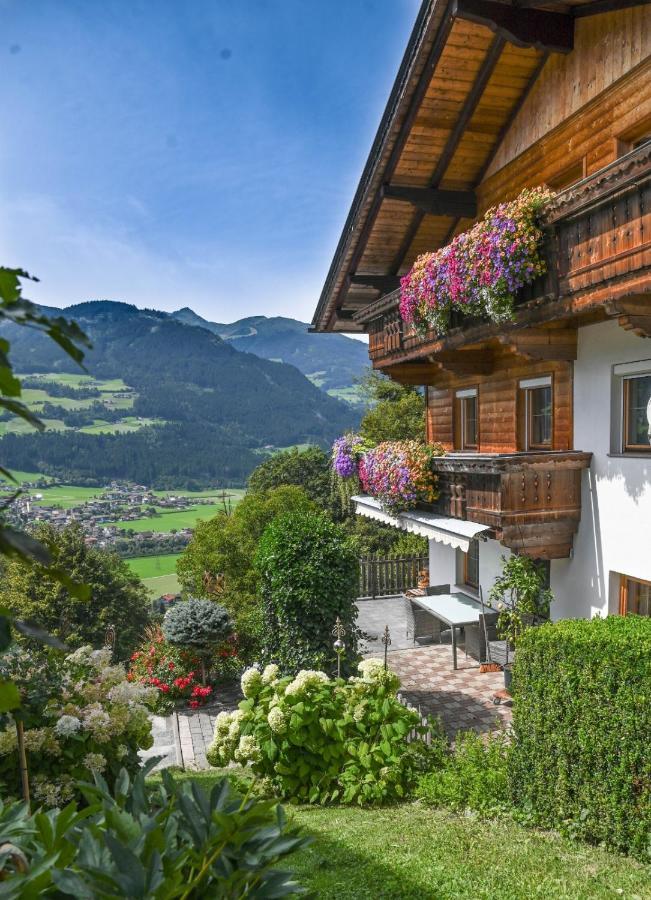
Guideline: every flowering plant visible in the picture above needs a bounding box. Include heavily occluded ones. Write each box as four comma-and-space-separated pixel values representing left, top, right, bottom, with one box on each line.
128, 626, 240, 711
207, 661, 436, 805
400, 187, 553, 335
0, 646, 154, 807
359, 440, 443, 513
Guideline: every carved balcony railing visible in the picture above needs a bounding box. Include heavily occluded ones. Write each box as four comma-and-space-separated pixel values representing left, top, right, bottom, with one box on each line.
364, 142, 651, 365
425, 451, 592, 559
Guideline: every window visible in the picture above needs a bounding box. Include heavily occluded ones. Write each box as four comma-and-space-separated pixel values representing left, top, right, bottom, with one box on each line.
463, 540, 479, 591
619, 575, 651, 617
615, 116, 651, 158
454, 388, 478, 450
623, 374, 651, 452
519, 376, 552, 450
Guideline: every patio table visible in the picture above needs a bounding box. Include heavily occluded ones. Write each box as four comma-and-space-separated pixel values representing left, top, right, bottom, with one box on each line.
408, 591, 483, 670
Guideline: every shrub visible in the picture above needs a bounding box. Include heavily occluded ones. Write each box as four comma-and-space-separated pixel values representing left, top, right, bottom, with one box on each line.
0, 764, 309, 897
509, 616, 651, 859
162, 597, 233, 683
416, 731, 509, 814
0, 646, 154, 806
127, 626, 230, 711
257, 512, 359, 674
207, 659, 437, 805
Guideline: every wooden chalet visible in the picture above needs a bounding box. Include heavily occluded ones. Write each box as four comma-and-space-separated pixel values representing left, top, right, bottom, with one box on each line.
312, 0, 651, 620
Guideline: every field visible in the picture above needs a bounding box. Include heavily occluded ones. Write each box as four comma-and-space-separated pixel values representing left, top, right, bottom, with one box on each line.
126, 554, 181, 597
108, 499, 240, 532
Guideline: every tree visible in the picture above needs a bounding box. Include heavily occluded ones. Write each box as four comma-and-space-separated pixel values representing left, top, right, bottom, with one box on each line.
256, 511, 359, 674
0, 523, 150, 660
176, 486, 316, 660
247, 447, 331, 507
162, 598, 232, 683
358, 370, 425, 443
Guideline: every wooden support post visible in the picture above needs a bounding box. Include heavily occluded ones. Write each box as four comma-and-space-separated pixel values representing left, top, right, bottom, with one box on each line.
452, 0, 574, 54
499, 328, 578, 361
16, 721, 30, 812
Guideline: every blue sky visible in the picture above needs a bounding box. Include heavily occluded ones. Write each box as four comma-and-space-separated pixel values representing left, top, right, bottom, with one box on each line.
0, 0, 418, 325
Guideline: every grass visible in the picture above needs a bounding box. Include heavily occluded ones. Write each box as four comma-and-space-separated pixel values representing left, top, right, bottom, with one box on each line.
141, 573, 181, 597
108, 502, 231, 532
126, 553, 181, 579
156, 771, 651, 900
29, 485, 102, 508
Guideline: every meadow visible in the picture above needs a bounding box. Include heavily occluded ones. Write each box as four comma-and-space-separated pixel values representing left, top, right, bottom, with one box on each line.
126, 553, 181, 597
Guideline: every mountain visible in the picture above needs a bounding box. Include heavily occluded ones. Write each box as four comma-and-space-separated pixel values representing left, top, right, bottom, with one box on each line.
0, 301, 357, 487
171, 308, 369, 397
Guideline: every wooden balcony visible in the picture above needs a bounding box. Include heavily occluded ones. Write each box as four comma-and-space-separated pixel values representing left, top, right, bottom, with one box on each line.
364, 142, 651, 367
427, 451, 593, 559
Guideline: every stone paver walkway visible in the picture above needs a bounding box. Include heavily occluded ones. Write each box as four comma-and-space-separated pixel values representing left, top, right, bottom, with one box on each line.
175, 680, 242, 770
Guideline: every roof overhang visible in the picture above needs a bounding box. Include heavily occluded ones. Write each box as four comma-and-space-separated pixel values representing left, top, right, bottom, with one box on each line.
310, 0, 634, 335
353, 494, 491, 552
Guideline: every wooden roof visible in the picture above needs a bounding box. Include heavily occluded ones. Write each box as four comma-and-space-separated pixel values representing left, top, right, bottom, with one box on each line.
310, 0, 645, 333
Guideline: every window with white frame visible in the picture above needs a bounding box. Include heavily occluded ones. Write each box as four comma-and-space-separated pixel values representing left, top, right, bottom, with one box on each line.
613, 360, 651, 453
454, 387, 478, 450
518, 375, 552, 450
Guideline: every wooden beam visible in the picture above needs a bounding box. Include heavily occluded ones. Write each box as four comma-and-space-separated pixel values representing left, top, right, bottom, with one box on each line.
383, 362, 442, 386
432, 349, 495, 375
605, 296, 651, 338
389, 34, 506, 275
574, 0, 651, 19
452, 0, 573, 54
382, 185, 477, 218
499, 328, 577, 361
349, 274, 402, 292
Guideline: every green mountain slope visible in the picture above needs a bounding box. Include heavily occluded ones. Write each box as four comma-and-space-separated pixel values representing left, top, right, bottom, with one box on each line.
0, 301, 357, 487
171, 307, 369, 395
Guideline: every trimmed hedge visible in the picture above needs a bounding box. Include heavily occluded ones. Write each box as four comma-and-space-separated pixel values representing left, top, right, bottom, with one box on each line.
509, 616, 651, 859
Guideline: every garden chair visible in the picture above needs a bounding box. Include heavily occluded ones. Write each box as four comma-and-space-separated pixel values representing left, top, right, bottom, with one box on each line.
463, 612, 499, 663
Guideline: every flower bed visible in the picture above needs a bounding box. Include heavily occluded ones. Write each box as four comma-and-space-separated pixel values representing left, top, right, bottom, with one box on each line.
331, 435, 443, 514
399, 187, 553, 335
0, 646, 154, 806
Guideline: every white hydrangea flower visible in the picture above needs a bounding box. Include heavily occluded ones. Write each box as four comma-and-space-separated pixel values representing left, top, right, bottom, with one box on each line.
352, 703, 366, 722
108, 681, 155, 704
357, 658, 386, 681
82, 704, 112, 742
90, 648, 113, 669
0, 729, 17, 755
261, 663, 279, 685
284, 670, 329, 697
214, 711, 232, 737
267, 706, 287, 734
65, 645, 93, 665
54, 715, 81, 737
234, 734, 262, 764
241, 666, 263, 698
83, 752, 107, 772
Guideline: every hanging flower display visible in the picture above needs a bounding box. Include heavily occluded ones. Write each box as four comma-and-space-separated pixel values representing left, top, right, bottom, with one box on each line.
332, 435, 444, 515
399, 187, 553, 335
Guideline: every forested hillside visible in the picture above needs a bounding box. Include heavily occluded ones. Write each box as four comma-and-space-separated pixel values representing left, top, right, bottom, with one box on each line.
171, 308, 369, 397
0, 301, 358, 487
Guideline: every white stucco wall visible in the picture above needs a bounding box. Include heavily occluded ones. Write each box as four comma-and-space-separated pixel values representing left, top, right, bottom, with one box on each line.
552, 320, 651, 619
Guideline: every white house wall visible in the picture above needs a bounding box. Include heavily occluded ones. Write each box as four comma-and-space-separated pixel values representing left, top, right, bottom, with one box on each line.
552, 320, 651, 619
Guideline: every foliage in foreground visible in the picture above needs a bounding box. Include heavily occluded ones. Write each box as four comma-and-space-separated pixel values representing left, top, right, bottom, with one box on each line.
0, 522, 150, 661
207, 660, 439, 806
0, 764, 309, 898
0, 646, 154, 806
257, 511, 359, 674
510, 615, 651, 860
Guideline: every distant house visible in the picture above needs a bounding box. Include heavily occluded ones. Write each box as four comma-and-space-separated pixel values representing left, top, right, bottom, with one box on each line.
311, 1, 651, 620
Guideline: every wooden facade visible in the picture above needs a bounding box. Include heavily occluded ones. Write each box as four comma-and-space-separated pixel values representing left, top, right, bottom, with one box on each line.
312, 0, 651, 560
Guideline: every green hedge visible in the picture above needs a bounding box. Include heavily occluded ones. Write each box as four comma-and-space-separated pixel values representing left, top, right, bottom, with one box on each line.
509, 616, 651, 859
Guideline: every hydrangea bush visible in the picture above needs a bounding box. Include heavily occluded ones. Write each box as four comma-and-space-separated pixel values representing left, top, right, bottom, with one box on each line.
400, 187, 553, 335
331, 435, 444, 514
207, 660, 434, 805
0, 646, 154, 806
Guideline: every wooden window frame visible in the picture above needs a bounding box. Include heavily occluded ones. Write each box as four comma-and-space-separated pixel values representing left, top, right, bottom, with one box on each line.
622, 374, 651, 453
463, 540, 480, 591
454, 387, 478, 451
519, 376, 553, 451
619, 574, 651, 616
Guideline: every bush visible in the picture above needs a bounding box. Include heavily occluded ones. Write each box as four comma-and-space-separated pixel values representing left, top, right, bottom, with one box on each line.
128, 626, 234, 711
0, 764, 309, 897
416, 731, 509, 814
207, 659, 437, 805
509, 616, 651, 859
162, 598, 233, 684
257, 512, 359, 674
0, 646, 154, 806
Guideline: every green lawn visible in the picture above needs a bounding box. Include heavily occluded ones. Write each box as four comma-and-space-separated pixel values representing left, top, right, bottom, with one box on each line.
30, 485, 103, 508
157, 772, 651, 899
141, 573, 181, 597
126, 553, 181, 579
